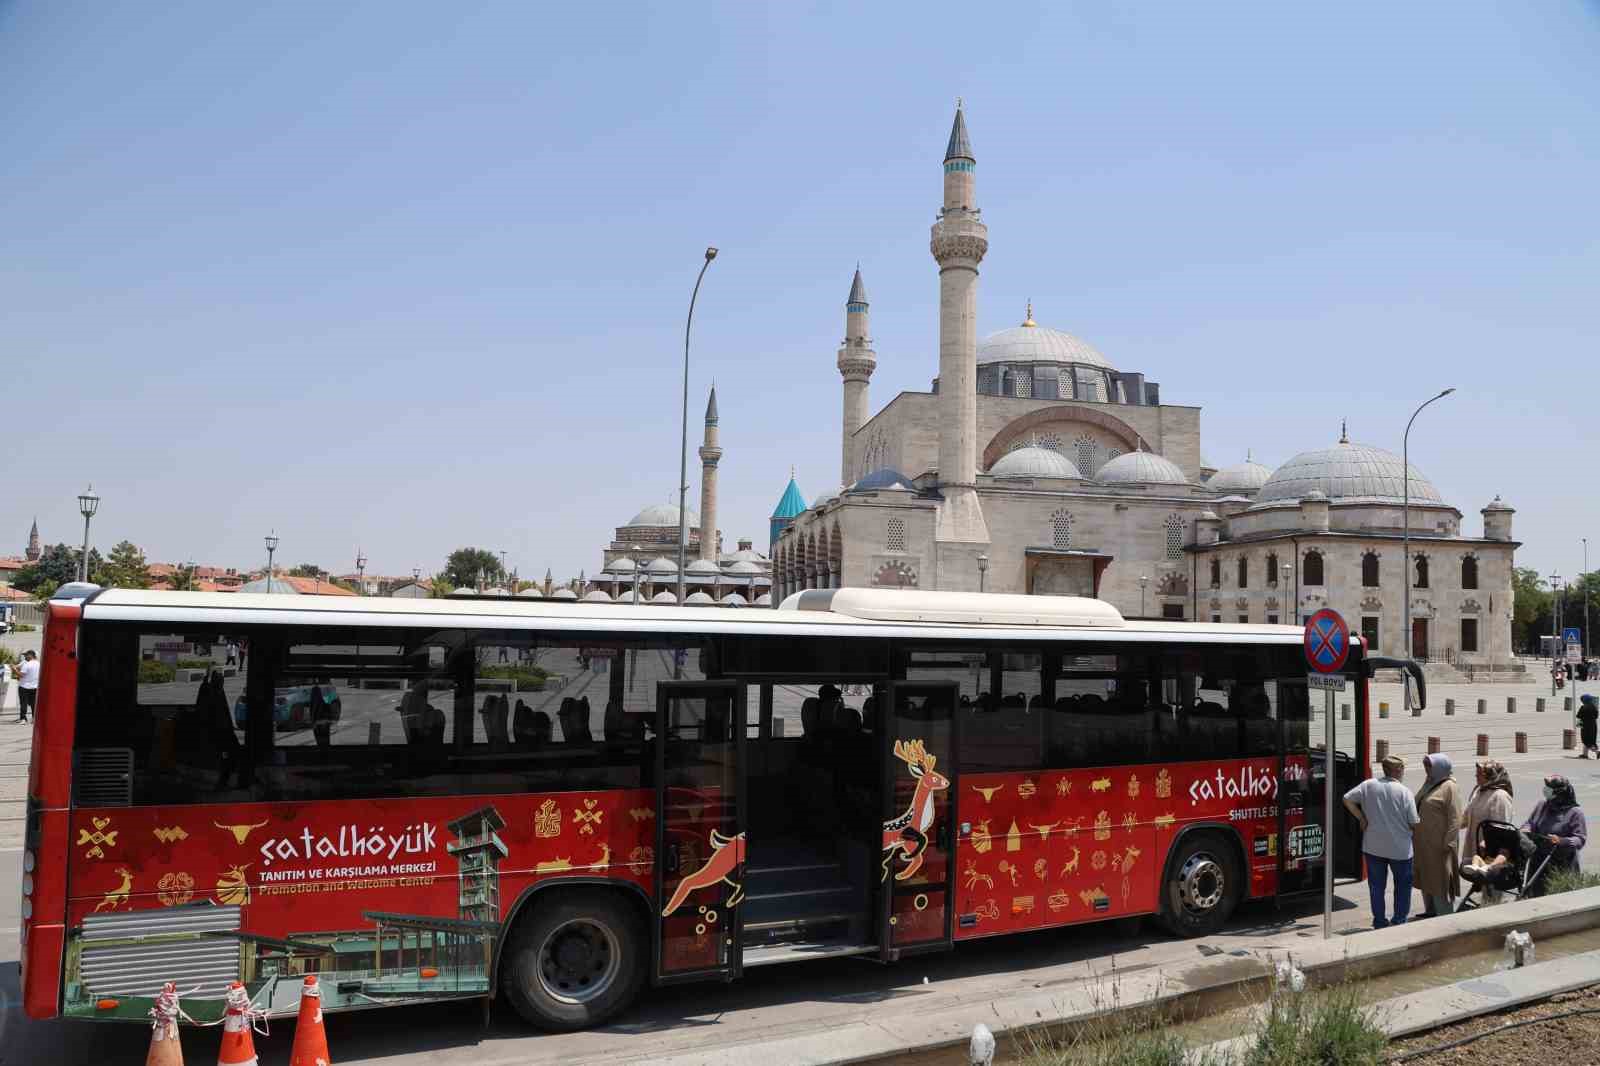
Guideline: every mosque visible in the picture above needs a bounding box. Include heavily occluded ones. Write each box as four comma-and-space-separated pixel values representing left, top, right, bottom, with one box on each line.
766, 105, 1521, 676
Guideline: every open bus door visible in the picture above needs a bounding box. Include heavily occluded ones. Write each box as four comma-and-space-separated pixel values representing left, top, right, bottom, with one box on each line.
876, 681, 958, 961
654, 681, 747, 984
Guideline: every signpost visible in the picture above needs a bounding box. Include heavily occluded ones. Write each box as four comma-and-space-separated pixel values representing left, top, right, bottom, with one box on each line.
1304, 608, 1350, 940
1564, 626, 1583, 665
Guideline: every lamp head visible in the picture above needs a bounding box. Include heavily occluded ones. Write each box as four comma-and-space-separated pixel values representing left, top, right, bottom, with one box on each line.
1440, 387, 1456, 397
77, 485, 100, 518
265, 532, 279, 553
704, 247, 718, 261
976, 553, 988, 571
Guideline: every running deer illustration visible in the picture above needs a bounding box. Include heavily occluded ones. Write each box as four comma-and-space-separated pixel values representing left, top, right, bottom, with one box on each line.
96, 867, 133, 912
662, 829, 747, 916
882, 738, 951, 882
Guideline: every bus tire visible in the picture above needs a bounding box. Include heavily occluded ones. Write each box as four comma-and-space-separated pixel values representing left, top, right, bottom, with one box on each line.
500, 890, 646, 1031
1155, 831, 1242, 938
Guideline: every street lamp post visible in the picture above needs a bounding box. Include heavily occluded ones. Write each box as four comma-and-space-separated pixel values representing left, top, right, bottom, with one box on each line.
412, 567, 421, 598
1138, 574, 1148, 618
1282, 563, 1293, 624
1402, 387, 1455, 711
77, 485, 100, 583
1550, 570, 1562, 697
676, 247, 719, 604
264, 532, 279, 595
977, 554, 989, 593
356, 549, 367, 597
1585, 538, 1590, 663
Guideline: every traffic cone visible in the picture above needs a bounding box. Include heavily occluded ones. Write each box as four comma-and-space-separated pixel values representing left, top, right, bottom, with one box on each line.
216, 981, 258, 1066
146, 982, 185, 1066
288, 974, 331, 1066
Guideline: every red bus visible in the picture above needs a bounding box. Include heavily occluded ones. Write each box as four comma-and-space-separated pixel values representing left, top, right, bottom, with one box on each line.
22, 585, 1377, 1031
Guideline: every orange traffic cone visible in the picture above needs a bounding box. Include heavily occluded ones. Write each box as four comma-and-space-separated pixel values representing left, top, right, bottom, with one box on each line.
146, 982, 185, 1066
288, 975, 331, 1066
216, 981, 258, 1066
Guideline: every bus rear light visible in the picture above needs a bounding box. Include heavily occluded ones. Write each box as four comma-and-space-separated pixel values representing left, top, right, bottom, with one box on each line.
23, 849, 34, 873
22, 899, 31, 919
95, 999, 119, 1011
22, 875, 33, 896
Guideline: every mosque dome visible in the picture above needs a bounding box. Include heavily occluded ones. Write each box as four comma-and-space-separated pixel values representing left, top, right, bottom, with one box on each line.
1255, 436, 1442, 506
685, 559, 721, 575
1207, 456, 1273, 495
625, 503, 698, 528
550, 588, 578, 600
684, 591, 715, 604
978, 320, 1113, 371
726, 561, 762, 575
989, 447, 1083, 479
645, 558, 678, 574
581, 590, 612, 602
1096, 451, 1189, 485
850, 468, 916, 492
605, 558, 636, 574
517, 587, 544, 598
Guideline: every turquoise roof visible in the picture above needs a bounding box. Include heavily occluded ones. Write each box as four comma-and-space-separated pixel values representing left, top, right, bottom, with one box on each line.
771, 477, 807, 519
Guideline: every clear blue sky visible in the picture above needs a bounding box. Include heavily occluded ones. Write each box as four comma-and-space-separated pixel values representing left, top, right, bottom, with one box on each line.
3, 2, 1597, 584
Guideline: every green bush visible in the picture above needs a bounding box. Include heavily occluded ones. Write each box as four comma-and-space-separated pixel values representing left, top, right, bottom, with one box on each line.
175, 658, 212, 670
1241, 984, 1385, 1066
0, 647, 18, 669
13, 623, 36, 632
478, 664, 550, 690
137, 660, 176, 684
1544, 866, 1600, 895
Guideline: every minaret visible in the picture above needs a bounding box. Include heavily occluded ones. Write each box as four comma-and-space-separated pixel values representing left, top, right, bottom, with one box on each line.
26, 517, 41, 562
698, 386, 722, 561
929, 102, 991, 573
838, 267, 877, 485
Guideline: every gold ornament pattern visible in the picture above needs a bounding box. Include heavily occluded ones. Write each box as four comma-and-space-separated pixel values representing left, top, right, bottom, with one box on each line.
535, 857, 574, 874
1017, 778, 1038, 799
95, 868, 132, 911
974, 899, 1000, 922
535, 799, 561, 838
1048, 888, 1071, 912
1060, 847, 1081, 876
573, 798, 603, 834
78, 817, 118, 859
1091, 777, 1112, 793
1091, 850, 1108, 871
1005, 820, 1022, 852
1113, 845, 1142, 874
971, 784, 1003, 802
1094, 811, 1112, 841
1126, 774, 1141, 799
1012, 895, 1034, 915
151, 826, 188, 844
1122, 813, 1137, 832
628, 807, 655, 822
215, 865, 250, 907
1031, 821, 1060, 841
972, 819, 993, 853
156, 871, 194, 906
963, 860, 993, 890
997, 860, 1021, 888
1033, 858, 1048, 881
1056, 777, 1072, 796
1079, 886, 1109, 908
1155, 769, 1172, 799
1154, 813, 1176, 830
214, 820, 268, 845
629, 845, 655, 865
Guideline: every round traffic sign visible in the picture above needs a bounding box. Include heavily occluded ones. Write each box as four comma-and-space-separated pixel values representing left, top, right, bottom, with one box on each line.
1304, 608, 1350, 674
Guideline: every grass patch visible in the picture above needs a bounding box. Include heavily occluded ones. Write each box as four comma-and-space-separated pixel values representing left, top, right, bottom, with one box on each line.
1544, 866, 1600, 895
137, 660, 176, 684
477, 664, 550, 691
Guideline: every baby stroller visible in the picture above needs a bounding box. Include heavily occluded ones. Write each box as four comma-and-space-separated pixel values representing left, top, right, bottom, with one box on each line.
1456, 820, 1559, 910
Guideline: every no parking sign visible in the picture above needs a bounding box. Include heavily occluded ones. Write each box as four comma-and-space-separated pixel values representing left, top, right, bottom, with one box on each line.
1303, 608, 1350, 675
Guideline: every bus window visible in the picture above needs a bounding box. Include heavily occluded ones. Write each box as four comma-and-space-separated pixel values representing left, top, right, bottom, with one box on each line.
959, 650, 1046, 772
1047, 651, 1160, 768
1157, 647, 1283, 761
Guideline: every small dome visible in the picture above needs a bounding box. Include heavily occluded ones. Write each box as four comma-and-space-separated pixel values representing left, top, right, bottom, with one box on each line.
1198, 510, 1221, 522
483, 586, 511, 597
1304, 489, 1328, 502
645, 558, 678, 574
1483, 495, 1513, 512
614, 590, 638, 603
516, 588, 544, 598
720, 548, 768, 565
550, 588, 578, 600
1256, 438, 1441, 505
850, 468, 915, 492
978, 323, 1114, 371
1207, 457, 1272, 495
450, 586, 475, 596
625, 503, 698, 528
1096, 451, 1189, 485
754, 592, 773, 606
813, 488, 842, 509
722, 593, 748, 607
580, 590, 612, 602
989, 447, 1083, 479
683, 591, 715, 604
685, 559, 720, 575
650, 590, 678, 604
726, 561, 762, 575
605, 558, 637, 574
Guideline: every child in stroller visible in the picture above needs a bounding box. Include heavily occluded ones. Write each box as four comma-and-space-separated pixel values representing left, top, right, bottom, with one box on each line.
1457, 819, 1565, 909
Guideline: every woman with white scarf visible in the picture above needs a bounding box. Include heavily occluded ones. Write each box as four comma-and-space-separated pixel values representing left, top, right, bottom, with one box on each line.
1413, 753, 1463, 917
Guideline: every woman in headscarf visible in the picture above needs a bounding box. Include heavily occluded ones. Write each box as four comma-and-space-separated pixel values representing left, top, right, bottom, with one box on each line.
1413, 753, 1463, 917
1578, 694, 1599, 759
1522, 774, 1587, 894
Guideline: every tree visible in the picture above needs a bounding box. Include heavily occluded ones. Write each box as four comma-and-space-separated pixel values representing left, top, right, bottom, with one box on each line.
429, 570, 455, 598
444, 547, 504, 590
13, 543, 102, 592
1511, 567, 1552, 653
169, 563, 199, 591
97, 540, 152, 589
288, 563, 325, 578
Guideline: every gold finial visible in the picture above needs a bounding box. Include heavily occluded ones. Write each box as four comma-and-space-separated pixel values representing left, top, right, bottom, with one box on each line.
1022, 300, 1035, 327
1339, 419, 1349, 444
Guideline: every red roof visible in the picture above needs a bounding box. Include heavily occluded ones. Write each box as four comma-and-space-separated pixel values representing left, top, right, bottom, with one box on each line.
1, 586, 32, 602
274, 576, 358, 597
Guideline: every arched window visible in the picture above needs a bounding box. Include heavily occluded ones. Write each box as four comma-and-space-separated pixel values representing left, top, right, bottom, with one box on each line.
1014, 372, 1032, 398
1058, 368, 1073, 398
886, 517, 906, 553
1362, 552, 1380, 588
1050, 509, 1073, 550
1266, 552, 1279, 586
1414, 554, 1429, 589
1165, 514, 1184, 560
1037, 432, 1061, 452
1237, 557, 1249, 589
1075, 436, 1098, 478
1303, 550, 1325, 586
1209, 558, 1221, 588
1462, 555, 1479, 590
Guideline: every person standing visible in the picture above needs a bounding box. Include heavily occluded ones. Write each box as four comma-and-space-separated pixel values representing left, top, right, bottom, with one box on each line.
0, 658, 11, 719
1413, 753, 1463, 917
1578, 694, 1599, 759
1522, 774, 1588, 894
1343, 755, 1421, 927
16, 650, 40, 723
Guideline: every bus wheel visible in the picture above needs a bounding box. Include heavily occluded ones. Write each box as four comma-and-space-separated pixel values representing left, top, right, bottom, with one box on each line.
500, 891, 646, 1031
1156, 833, 1242, 937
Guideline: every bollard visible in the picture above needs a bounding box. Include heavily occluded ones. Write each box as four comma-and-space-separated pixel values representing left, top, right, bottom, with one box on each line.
1537, 697, 1546, 713
1376, 739, 1390, 761
1476, 734, 1489, 756
1379, 701, 1390, 719
1445, 698, 1455, 716
1515, 732, 1528, 754
1428, 736, 1440, 754
1477, 698, 1487, 715
1565, 697, 1574, 712
1340, 703, 1351, 721
1508, 696, 1517, 714
1564, 729, 1576, 750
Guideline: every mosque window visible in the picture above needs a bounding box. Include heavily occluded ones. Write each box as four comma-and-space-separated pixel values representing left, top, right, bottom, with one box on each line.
1462, 555, 1479, 590
1266, 552, 1279, 585
1303, 550, 1324, 586
1050, 509, 1073, 550
1075, 436, 1098, 477
1165, 514, 1184, 559
1075, 369, 1103, 402
1209, 558, 1221, 588
1014, 372, 1032, 398
1237, 557, 1249, 589
1058, 368, 1073, 398
1037, 432, 1062, 452
886, 517, 907, 554
1361, 552, 1380, 588
1413, 554, 1429, 589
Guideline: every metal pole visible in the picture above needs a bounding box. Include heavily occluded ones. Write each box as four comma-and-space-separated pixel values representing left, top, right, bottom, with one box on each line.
1324, 685, 1334, 939
1402, 387, 1455, 711
79, 513, 92, 583
1585, 538, 1590, 662
677, 248, 718, 604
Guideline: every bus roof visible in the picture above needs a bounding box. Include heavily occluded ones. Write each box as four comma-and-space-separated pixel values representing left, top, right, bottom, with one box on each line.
70, 587, 1313, 647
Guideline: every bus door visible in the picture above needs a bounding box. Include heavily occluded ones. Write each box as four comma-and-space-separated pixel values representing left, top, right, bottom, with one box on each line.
1276, 673, 1326, 893
655, 681, 747, 983
876, 681, 958, 961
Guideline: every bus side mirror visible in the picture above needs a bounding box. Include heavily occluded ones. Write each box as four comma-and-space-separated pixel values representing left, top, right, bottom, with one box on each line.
1363, 656, 1427, 711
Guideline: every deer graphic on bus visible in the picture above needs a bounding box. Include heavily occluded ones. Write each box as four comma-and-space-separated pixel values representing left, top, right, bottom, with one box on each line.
662, 829, 747, 916
882, 739, 950, 882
